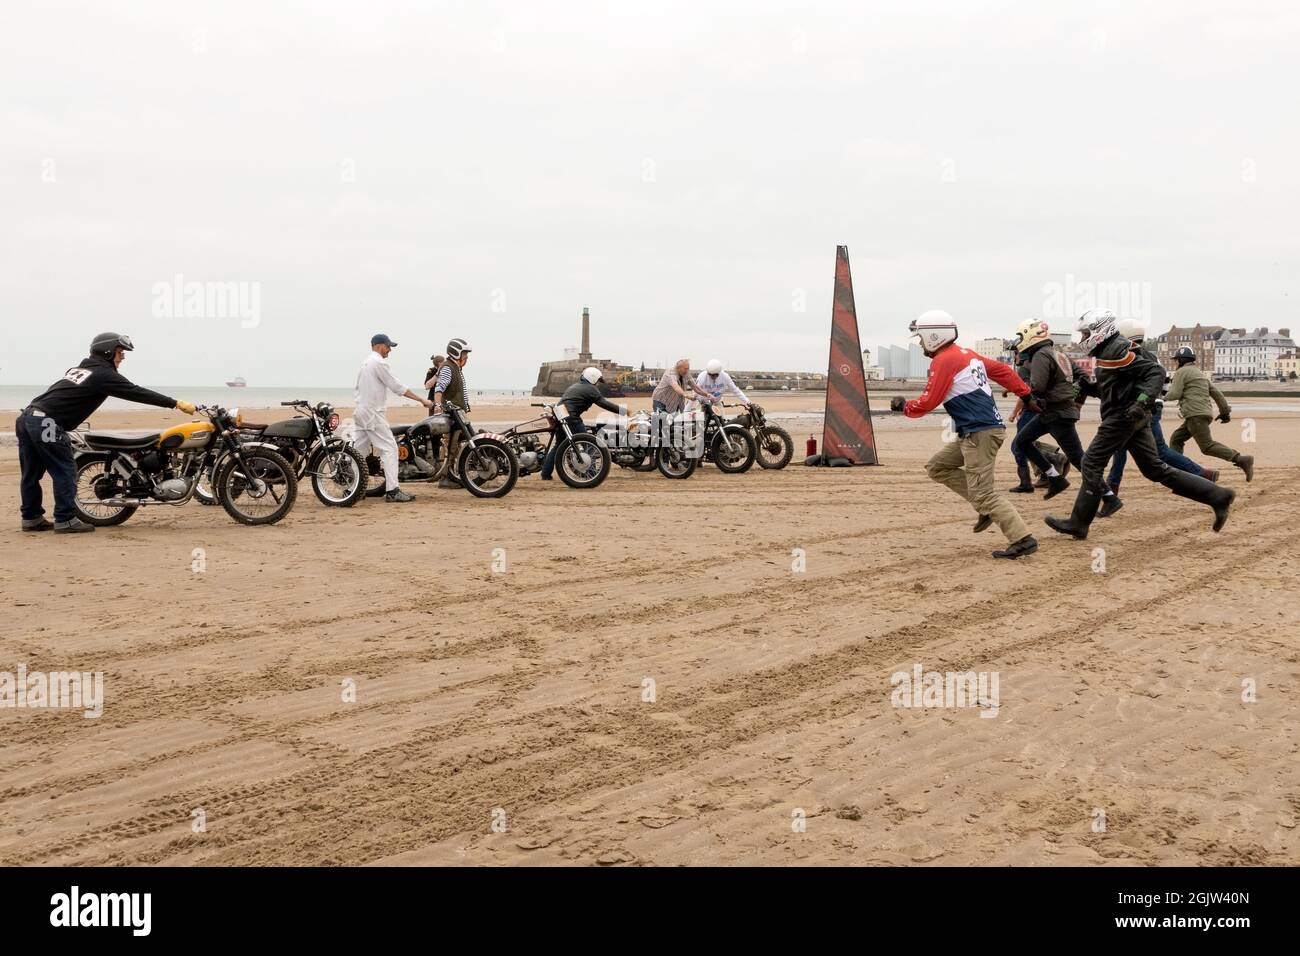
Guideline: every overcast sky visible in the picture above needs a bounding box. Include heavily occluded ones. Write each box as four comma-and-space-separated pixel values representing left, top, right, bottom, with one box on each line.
2, 0, 1297, 389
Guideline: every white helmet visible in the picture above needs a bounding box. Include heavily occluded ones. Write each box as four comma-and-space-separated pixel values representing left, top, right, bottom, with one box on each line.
1075, 308, 1119, 354
581, 366, 603, 385
909, 310, 958, 354
705, 359, 723, 375
1115, 317, 1147, 343
1014, 318, 1051, 353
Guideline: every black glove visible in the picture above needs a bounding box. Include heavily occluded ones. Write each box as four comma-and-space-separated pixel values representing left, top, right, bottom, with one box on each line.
1217, 410, 1231, 423
889, 396, 905, 412
1126, 401, 1150, 424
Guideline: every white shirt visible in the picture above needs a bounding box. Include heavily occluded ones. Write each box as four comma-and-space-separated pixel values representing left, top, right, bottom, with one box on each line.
696, 370, 749, 404
354, 351, 407, 414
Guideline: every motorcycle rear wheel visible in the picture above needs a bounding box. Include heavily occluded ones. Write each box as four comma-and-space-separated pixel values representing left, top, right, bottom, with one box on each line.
72, 455, 137, 526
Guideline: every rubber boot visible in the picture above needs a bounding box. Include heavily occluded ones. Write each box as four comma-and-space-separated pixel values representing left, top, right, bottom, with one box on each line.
1097, 494, 1124, 518
1234, 454, 1254, 483
1161, 469, 1236, 532
1044, 488, 1102, 540
1009, 463, 1034, 493
1043, 474, 1071, 500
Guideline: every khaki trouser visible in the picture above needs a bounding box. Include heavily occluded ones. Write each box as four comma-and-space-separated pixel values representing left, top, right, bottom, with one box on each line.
1168, 415, 1239, 464
925, 427, 1031, 544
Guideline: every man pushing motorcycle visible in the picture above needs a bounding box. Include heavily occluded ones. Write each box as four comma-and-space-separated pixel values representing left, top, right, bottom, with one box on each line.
16, 332, 198, 533
431, 337, 472, 489
353, 333, 433, 503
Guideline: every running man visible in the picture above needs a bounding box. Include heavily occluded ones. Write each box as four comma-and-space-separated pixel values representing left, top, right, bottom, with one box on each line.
900, 310, 1040, 559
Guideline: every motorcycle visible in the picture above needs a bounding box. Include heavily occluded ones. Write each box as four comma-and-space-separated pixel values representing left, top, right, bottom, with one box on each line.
726, 402, 792, 470
499, 403, 611, 488
196, 399, 365, 508
70, 405, 297, 526
361, 401, 519, 499
691, 400, 757, 473
588, 409, 704, 480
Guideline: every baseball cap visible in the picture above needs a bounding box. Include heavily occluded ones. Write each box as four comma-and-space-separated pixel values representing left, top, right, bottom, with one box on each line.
371, 333, 398, 348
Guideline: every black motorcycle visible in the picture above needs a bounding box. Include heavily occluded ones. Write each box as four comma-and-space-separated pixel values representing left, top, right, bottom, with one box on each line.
71, 405, 297, 526
589, 409, 706, 480
727, 402, 792, 469
695, 400, 757, 473
362, 401, 519, 499
197, 399, 365, 507
499, 403, 611, 488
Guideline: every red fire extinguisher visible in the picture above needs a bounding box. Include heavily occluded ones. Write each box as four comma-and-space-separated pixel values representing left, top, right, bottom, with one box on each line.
806, 435, 817, 457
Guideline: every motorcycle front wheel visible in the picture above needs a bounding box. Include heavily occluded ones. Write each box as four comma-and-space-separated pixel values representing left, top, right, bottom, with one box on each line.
214, 448, 298, 525
457, 438, 519, 499
311, 444, 366, 507
711, 427, 756, 474
555, 434, 611, 489
755, 425, 794, 470
655, 447, 697, 479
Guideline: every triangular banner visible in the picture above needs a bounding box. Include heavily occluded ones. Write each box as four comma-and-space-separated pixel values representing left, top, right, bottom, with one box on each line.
821, 245, 879, 464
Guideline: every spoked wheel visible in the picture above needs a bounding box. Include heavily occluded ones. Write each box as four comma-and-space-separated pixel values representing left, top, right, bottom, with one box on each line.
710, 427, 756, 473
457, 438, 519, 499
215, 448, 298, 525
655, 446, 698, 479
311, 445, 366, 507
755, 425, 794, 470
556, 434, 611, 489
73, 455, 137, 526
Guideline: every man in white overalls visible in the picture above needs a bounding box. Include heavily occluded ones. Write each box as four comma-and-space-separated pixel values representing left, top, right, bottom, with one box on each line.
353, 333, 432, 502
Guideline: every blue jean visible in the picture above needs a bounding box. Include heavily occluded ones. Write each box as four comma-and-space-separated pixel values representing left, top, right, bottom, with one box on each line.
16, 413, 79, 523
540, 418, 588, 479
1108, 405, 1201, 487
1010, 411, 1037, 466
1013, 413, 1086, 472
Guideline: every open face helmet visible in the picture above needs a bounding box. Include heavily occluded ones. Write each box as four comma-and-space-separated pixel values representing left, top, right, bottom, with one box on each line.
1115, 317, 1147, 343
91, 332, 134, 357
1014, 318, 1051, 353
705, 359, 723, 375
908, 310, 958, 355
581, 366, 603, 385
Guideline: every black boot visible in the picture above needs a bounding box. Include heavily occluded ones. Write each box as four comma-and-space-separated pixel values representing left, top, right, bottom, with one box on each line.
1009, 463, 1034, 493
1044, 488, 1102, 540
1097, 494, 1124, 518
1161, 469, 1236, 532
1043, 474, 1071, 500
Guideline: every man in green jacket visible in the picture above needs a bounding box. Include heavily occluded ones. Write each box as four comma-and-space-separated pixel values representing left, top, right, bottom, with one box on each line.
1165, 347, 1253, 482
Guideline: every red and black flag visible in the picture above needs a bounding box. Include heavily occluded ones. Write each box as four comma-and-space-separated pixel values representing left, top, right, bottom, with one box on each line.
821, 245, 879, 464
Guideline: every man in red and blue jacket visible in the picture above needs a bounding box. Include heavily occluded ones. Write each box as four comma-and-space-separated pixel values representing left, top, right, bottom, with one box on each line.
892, 311, 1040, 559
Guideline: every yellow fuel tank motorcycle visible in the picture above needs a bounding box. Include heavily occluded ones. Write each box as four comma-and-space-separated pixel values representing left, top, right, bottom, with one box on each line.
70, 405, 298, 526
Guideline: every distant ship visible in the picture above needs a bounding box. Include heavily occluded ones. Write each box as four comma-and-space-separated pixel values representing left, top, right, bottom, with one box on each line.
226, 376, 247, 388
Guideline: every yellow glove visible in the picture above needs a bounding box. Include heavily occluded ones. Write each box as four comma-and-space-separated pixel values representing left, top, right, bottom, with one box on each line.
176, 400, 197, 415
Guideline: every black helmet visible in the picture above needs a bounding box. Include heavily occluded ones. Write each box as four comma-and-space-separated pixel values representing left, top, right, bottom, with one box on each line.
447, 338, 471, 361
91, 332, 134, 357
1174, 346, 1196, 366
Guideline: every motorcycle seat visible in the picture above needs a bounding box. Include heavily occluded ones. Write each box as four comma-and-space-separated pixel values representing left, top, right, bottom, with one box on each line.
390, 424, 412, 436
81, 431, 160, 449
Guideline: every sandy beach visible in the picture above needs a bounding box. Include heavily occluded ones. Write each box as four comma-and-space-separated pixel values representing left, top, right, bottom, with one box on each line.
2, 398, 1298, 866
